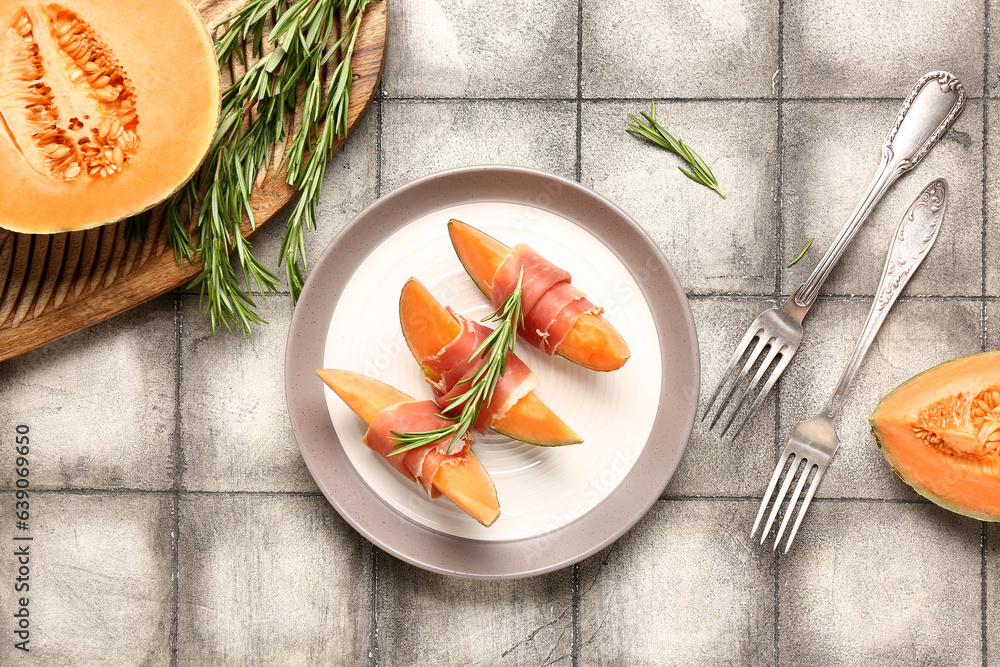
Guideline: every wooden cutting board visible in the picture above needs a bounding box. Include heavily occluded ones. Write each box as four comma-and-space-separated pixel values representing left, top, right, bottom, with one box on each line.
0, 0, 387, 363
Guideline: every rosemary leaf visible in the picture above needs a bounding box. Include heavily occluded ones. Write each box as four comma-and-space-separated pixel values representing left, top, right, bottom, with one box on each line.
127, 0, 371, 334
389, 271, 525, 456
627, 101, 726, 199
787, 237, 814, 268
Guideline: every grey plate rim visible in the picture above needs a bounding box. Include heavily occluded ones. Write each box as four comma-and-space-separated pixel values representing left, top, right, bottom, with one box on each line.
285, 164, 700, 580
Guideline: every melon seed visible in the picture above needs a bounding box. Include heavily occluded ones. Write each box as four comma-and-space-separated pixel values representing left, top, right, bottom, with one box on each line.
55, 22, 72, 37
112, 146, 123, 167
95, 87, 117, 102
97, 118, 111, 137
63, 163, 81, 179
92, 75, 109, 88
83, 61, 99, 73
49, 145, 69, 159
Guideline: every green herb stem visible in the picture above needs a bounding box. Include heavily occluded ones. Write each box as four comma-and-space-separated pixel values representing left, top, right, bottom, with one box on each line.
389, 270, 525, 456
130, 0, 370, 335
626, 101, 726, 199
787, 237, 814, 268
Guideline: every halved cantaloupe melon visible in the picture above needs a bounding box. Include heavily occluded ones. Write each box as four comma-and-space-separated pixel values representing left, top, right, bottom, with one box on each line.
399, 277, 582, 447
870, 350, 1000, 521
316, 368, 501, 527
0, 0, 219, 233
448, 219, 631, 372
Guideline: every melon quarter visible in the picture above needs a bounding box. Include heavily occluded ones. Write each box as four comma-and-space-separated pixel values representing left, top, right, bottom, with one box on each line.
870, 350, 1000, 521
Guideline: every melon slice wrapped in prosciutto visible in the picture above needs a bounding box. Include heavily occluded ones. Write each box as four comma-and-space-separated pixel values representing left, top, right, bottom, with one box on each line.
316, 369, 500, 527
399, 278, 582, 446
448, 219, 630, 371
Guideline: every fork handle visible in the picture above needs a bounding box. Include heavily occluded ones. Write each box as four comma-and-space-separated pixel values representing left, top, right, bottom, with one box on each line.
822, 179, 947, 420
792, 71, 965, 310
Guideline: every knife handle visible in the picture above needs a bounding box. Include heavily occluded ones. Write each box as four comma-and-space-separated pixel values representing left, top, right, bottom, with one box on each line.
792, 71, 965, 309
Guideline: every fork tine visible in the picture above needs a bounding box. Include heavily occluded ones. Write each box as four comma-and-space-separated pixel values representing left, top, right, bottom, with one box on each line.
760, 453, 802, 544
718, 342, 782, 437
782, 466, 826, 553
707, 333, 770, 430
702, 324, 764, 422
726, 350, 795, 441
751, 449, 793, 538
773, 459, 813, 550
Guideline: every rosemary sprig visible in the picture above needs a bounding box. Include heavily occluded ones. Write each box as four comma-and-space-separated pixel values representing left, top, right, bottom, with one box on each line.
389, 271, 525, 456
626, 101, 726, 199
127, 0, 370, 335
787, 237, 814, 268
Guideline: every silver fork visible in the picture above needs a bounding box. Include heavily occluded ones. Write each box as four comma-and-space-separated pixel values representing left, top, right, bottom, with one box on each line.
703, 71, 965, 439
752, 177, 948, 553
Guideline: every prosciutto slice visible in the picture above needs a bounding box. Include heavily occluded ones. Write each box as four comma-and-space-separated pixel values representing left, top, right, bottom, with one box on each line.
422, 309, 539, 433
489, 244, 603, 355
363, 400, 472, 499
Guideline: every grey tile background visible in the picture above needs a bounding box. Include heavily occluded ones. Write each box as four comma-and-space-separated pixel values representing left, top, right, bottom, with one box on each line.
0, 0, 998, 665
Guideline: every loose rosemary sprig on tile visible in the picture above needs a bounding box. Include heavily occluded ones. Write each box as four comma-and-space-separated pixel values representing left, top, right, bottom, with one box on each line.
787, 237, 814, 268
389, 271, 525, 456
126, 0, 370, 335
626, 101, 726, 199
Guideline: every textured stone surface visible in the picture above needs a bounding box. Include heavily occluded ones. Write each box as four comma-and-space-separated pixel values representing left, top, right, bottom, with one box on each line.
0, 299, 177, 491
988, 301, 999, 350
380, 101, 577, 193
0, 493, 173, 665
582, 0, 779, 98
577, 500, 775, 666
781, 100, 983, 298
665, 298, 777, 497
581, 101, 778, 295
177, 495, 371, 666
180, 299, 314, 492
384, 0, 577, 98
377, 554, 573, 666
985, 101, 1000, 296
779, 502, 982, 666
783, 0, 984, 97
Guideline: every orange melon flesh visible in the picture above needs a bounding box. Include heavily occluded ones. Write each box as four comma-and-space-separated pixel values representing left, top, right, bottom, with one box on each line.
447, 219, 631, 372
399, 277, 582, 446
0, 0, 220, 233
870, 350, 1000, 521
316, 369, 500, 527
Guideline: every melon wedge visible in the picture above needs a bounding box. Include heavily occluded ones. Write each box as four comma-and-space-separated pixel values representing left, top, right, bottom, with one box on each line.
316, 369, 500, 527
870, 350, 1000, 521
447, 219, 631, 371
399, 277, 582, 446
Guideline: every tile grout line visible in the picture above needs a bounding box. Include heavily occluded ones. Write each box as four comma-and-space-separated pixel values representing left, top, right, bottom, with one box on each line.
381, 95, 996, 104
169, 293, 183, 667
572, 1, 584, 663
982, 3, 990, 662
773, 1, 785, 663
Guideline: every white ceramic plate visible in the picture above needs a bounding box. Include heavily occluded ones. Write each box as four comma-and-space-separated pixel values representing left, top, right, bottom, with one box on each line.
323, 201, 661, 541
286, 166, 699, 579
